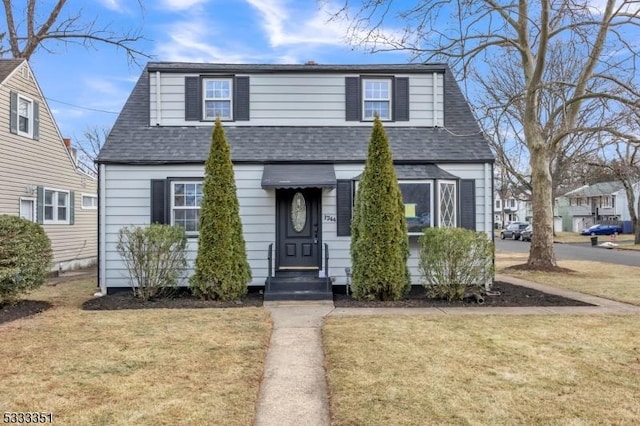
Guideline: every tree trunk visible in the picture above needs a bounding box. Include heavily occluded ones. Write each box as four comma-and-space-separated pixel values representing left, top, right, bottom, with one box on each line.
630, 190, 640, 245
528, 141, 557, 268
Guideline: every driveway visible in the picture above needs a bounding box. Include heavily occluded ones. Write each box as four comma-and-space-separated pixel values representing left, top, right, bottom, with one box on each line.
495, 239, 640, 267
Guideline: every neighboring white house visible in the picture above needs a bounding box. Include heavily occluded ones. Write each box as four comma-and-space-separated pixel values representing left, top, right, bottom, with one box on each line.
96, 62, 495, 299
0, 59, 97, 272
493, 193, 528, 228
562, 181, 639, 232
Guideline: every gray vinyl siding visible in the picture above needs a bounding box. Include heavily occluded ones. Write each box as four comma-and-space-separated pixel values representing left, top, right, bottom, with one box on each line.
100, 162, 490, 290
100, 164, 275, 289
0, 62, 97, 270
150, 72, 444, 127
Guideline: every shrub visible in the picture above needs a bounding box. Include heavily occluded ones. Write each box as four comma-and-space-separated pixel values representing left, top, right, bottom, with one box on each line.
0, 215, 52, 304
117, 224, 188, 300
419, 227, 494, 301
350, 116, 410, 301
190, 118, 251, 300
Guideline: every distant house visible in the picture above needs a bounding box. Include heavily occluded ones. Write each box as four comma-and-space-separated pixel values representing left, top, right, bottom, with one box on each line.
562, 181, 640, 233
0, 59, 97, 271
96, 62, 494, 298
493, 193, 527, 228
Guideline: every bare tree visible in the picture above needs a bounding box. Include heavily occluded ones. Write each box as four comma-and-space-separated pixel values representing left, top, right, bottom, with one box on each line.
75, 125, 109, 174
1, 0, 149, 63
337, 0, 640, 269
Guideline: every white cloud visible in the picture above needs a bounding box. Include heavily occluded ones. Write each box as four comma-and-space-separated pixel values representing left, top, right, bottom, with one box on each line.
96, 0, 127, 13
159, 0, 210, 11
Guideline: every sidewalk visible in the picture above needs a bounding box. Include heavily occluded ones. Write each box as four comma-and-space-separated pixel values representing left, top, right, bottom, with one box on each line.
252, 276, 640, 426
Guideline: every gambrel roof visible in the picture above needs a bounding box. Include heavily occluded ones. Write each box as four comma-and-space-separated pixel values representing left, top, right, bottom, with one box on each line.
97, 63, 494, 165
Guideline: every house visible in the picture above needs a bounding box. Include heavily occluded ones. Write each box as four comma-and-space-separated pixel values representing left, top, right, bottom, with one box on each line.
493, 193, 524, 228
96, 62, 494, 297
0, 59, 97, 271
562, 181, 640, 232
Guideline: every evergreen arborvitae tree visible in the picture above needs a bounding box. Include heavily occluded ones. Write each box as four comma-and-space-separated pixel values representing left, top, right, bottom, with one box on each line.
350, 116, 410, 300
190, 118, 251, 300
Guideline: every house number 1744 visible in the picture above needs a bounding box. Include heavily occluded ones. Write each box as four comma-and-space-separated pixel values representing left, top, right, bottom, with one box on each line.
323, 215, 336, 223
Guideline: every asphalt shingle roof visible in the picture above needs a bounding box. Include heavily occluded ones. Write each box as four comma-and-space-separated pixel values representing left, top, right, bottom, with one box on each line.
0, 59, 24, 84
97, 63, 494, 164
564, 181, 626, 197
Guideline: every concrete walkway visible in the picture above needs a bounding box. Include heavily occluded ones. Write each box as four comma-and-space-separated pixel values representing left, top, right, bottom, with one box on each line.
253, 277, 640, 426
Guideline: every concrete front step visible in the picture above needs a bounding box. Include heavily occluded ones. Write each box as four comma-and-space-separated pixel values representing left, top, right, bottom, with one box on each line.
263, 290, 334, 301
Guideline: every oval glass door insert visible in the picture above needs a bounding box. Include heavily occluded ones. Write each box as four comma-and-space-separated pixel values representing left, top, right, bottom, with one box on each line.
291, 192, 307, 232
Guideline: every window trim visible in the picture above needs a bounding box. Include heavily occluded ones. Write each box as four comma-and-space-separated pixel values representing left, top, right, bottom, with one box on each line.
16, 93, 34, 138
362, 78, 392, 121
43, 187, 70, 225
81, 194, 98, 210
399, 179, 434, 236
438, 179, 457, 228
170, 180, 204, 236
202, 77, 233, 121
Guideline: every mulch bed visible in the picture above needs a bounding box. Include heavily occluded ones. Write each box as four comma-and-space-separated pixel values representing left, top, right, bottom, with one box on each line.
0, 300, 53, 325
1, 281, 592, 324
333, 281, 594, 308
82, 288, 264, 311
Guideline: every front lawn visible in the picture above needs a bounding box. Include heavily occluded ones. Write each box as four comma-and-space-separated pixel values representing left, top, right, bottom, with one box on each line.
497, 252, 640, 305
324, 315, 640, 425
553, 231, 635, 243
1, 278, 271, 425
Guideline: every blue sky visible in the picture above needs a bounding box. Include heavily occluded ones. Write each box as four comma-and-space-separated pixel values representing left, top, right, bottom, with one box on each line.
26, 0, 412, 143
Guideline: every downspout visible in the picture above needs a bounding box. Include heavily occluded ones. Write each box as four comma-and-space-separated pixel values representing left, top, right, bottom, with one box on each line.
98, 163, 107, 295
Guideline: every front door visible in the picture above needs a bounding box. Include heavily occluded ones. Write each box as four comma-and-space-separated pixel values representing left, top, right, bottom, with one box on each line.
276, 188, 321, 269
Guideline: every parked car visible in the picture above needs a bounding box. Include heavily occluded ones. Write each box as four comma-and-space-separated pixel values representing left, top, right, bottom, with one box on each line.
579, 224, 623, 236
500, 222, 529, 240
520, 224, 533, 242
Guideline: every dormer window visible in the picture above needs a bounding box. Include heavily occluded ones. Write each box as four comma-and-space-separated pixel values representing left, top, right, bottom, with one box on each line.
362, 79, 391, 120
203, 78, 233, 120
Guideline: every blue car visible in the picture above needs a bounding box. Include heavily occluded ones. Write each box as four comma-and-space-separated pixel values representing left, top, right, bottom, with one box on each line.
580, 224, 623, 236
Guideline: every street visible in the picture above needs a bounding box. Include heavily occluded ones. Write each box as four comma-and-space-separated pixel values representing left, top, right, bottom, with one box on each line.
495, 238, 640, 267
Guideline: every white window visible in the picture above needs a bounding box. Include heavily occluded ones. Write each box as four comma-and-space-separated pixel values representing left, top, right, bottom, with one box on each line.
19, 198, 36, 222
363, 79, 391, 120
439, 180, 457, 228
82, 194, 98, 209
44, 189, 70, 224
203, 78, 232, 120
17, 94, 33, 138
399, 181, 433, 235
171, 181, 203, 235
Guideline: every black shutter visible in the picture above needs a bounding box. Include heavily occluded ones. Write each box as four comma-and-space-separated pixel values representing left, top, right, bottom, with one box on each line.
184, 77, 200, 121
460, 179, 476, 230
345, 77, 361, 121
394, 77, 410, 121
234, 76, 250, 121
33, 100, 40, 140
336, 180, 353, 236
10, 91, 17, 134
150, 180, 168, 224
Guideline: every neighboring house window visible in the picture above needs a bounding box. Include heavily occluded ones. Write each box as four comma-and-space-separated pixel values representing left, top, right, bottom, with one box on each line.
570, 198, 577, 206
362, 79, 391, 120
9, 91, 39, 140
44, 189, 70, 224
439, 180, 457, 228
399, 181, 433, 235
82, 194, 98, 209
19, 198, 36, 222
612, 195, 615, 208
171, 181, 203, 235
495, 199, 501, 210
203, 78, 232, 120
18, 95, 33, 137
